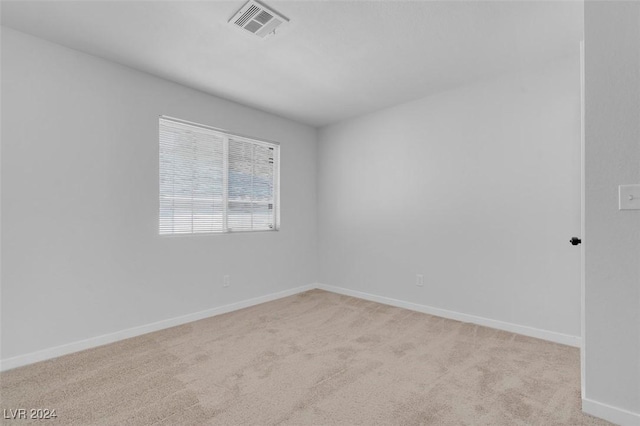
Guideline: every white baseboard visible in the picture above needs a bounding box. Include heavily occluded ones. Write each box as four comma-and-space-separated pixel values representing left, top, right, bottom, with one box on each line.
583, 397, 640, 426
0, 282, 583, 372
0, 284, 315, 372
315, 283, 581, 348
8, 282, 634, 425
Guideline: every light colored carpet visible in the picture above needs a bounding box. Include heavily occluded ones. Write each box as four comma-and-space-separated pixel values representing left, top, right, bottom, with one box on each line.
1, 289, 611, 425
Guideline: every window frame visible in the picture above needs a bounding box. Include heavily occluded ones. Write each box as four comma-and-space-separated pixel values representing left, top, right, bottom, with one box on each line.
159, 115, 280, 236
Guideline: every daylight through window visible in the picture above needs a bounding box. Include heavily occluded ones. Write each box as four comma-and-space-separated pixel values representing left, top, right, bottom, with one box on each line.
159, 116, 279, 235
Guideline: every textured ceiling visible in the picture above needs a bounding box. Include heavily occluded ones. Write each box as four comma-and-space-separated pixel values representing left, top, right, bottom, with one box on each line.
0, 1, 583, 127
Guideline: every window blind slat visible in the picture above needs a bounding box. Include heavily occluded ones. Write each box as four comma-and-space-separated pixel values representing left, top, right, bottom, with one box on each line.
159, 117, 279, 235
228, 138, 276, 231
159, 118, 225, 235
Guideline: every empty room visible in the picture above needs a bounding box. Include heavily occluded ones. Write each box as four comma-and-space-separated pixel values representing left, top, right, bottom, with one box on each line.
1, 0, 638, 425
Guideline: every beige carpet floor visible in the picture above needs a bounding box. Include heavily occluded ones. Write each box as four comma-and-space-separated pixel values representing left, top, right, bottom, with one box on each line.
1, 289, 611, 425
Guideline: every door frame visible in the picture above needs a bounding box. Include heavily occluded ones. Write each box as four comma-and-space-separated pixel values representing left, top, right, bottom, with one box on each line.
579, 39, 586, 398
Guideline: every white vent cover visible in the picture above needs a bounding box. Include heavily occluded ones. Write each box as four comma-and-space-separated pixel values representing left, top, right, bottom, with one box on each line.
229, 0, 289, 38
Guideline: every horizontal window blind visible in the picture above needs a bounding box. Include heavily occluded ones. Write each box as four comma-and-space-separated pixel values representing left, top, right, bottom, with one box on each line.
159, 117, 279, 235
228, 137, 277, 231
159, 118, 225, 234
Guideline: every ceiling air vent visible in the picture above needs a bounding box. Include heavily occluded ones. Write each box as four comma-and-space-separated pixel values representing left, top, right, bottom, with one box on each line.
229, 0, 289, 39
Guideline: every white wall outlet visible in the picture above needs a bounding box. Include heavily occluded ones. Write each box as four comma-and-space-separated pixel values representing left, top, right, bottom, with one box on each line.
223, 275, 230, 287
416, 274, 424, 287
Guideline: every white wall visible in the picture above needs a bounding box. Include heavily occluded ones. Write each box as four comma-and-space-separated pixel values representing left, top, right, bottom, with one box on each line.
583, 2, 640, 423
0, 27, 317, 361
318, 55, 582, 340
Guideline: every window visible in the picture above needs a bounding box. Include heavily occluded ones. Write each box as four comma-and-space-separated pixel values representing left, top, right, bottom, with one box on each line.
159, 116, 279, 235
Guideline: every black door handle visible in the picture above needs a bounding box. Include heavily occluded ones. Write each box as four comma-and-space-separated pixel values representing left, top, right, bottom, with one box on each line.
570, 237, 582, 246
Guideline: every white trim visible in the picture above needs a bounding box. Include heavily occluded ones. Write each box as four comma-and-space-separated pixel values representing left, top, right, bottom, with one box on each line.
582, 398, 640, 426
0, 282, 584, 372
316, 284, 581, 348
579, 39, 587, 397
0, 284, 314, 372
4, 282, 635, 425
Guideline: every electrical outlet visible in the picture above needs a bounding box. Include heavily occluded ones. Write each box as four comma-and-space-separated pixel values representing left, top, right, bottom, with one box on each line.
416, 274, 424, 287
223, 275, 230, 287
